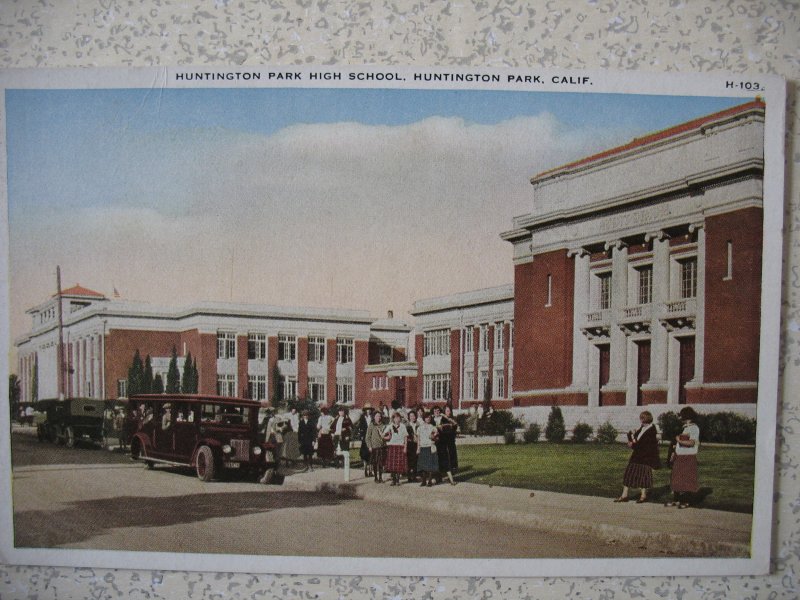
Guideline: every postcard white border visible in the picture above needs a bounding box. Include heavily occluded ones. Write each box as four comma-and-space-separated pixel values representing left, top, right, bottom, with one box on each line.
0, 65, 786, 578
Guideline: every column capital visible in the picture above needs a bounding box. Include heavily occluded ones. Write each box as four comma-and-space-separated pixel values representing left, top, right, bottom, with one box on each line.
604, 239, 628, 252
567, 247, 590, 258
688, 221, 705, 233
644, 230, 670, 242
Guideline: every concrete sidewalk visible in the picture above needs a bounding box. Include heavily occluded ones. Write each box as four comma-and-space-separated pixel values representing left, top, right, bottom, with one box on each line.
281, 466, 752, 558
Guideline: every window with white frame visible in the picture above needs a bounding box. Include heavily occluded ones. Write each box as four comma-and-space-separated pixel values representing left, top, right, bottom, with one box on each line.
464, 370, 474, 399
509, 321, 514, 348
117, 379, 127, 398
479, 370, 490, 400
597, 272, 612, 310
281, 375, 297, 400
480, 324, 490, 352
217, 332, 236, 359
278, 334, 297, 361
309, 377, 325, 403
637, 265, 653, 305
248, 333, 266, 360
423, 328, 450, 357
308, 336, 325, 362
494, 369, 505, 398
336, 377, 354, 404
216, 374, 236, 397
494, 322, 504, 350
378, 343, 393, 364
248, 375, 266, 401
680, 257, 697, 299
464, 327, 474, 353
423, 373, 451, 401
336, 337, 354, 364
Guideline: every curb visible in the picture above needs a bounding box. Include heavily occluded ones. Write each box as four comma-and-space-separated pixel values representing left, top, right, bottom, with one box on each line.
282, 476, 749, 558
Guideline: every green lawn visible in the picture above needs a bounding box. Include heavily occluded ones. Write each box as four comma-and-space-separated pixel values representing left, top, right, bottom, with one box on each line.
352, 443, 756, 513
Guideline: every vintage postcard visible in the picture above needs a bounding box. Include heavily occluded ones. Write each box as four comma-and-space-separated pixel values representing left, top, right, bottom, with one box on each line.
0, 66, 786, 577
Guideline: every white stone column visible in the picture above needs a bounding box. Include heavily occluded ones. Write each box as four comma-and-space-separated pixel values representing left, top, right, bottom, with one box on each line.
646, 231, 670, 389
691, 222, 705, 384
606, 241, 628, 390
569, 249, 590, 391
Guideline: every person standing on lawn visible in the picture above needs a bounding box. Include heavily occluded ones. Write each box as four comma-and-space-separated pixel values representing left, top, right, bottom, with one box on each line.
316, 407, 334, 467
297, 410, 316, 471
666, 406, 701, 508
383, 412, 408, 486
416, 411, 439, 487
614, 410, 660, 503
366, 411, 387, 483
405, 410, 419, 483
356, 404, 373, 477
433, 405, 457, 485
331, 406, 353, 469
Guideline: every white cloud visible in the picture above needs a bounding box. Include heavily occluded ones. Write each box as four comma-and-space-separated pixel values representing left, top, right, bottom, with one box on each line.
9, 114, 634, 341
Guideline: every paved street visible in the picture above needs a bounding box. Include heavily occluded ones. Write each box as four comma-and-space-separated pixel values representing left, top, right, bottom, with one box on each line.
11, 430, 654, 558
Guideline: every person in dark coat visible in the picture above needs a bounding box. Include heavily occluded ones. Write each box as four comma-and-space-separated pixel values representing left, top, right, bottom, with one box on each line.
331, 406, 353, 469
356, 404, 373, 477
297, 410, 316, 471
433, 405, 458, 485
614, 410, 661, 503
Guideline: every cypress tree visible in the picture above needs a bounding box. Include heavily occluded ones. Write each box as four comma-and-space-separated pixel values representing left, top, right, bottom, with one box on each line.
191, 358, 199, 394
545, 405, 566, 442
127, 350, 144, 397
166, 347, 180, 393
181, 351, 193, 394
143, 355, 154, 394
152, 374, 164, 394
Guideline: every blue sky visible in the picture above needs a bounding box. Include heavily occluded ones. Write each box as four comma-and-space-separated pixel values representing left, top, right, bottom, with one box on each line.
5, 86, 749, 341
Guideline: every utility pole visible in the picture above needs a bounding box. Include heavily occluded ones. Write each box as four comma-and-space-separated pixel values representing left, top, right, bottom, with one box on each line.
56, 266, 65, 400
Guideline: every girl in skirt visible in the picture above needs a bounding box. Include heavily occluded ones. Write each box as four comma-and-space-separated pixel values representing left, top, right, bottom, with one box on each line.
666, 407, 701, 508
416, 411, 439, 487
614, 410, 660, 503
316, 407, 334, 467
365, 411, 387, 483
405, 410, 419, 483
383, 412, 408, 486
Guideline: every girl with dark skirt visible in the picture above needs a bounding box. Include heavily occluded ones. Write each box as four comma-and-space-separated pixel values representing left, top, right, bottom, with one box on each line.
356, 405, 373, 477
365, 411, 387, 483
297, 410, 316, 471
416, 411, 439, 487
433, 405, 457, 485
666, 406, 701, 508
383, 412, 408, 486
405, 410, 419, 483
614, 410, 660, 503
316, 407, 334, 467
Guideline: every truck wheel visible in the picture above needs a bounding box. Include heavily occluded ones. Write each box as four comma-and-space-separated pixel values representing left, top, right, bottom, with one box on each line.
196, 445, 216, 482
64, 426, 76, 448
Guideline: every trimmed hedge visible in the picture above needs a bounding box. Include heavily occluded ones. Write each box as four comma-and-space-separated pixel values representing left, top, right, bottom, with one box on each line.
658, 410, 756, 445
545, 406, 566, 442
595, 421, 618, 444
572, 422, 594, 443
523, 423, 542, 443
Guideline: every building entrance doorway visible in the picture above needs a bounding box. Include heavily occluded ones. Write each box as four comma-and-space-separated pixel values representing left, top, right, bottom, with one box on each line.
678, 337, 695, 405
636, 340, 651, 406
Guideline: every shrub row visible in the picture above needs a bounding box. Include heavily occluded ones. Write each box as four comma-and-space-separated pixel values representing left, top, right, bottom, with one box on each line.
657, 410, 756, 445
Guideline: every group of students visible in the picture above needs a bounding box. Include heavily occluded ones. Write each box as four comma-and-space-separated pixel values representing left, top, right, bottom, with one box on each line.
615, 406, 702, 508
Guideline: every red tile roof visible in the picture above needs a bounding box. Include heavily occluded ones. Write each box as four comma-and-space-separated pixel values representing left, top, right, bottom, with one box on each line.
57, 284, 106, 298
533, 99, 765, 182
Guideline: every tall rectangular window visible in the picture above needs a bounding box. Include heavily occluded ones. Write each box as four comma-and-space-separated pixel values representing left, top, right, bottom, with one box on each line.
480, 370, 490, 400
464, 370, 474, 399
308, 336, 325, 362
336, 337, 354, 364
480, 325, 490, 352
598, 273, 612, 310
494, 322, 504, 350
247, 333, 266, 360
217, 332, 236, 359
680, 258, 697, 299
309, 377, 325, 403
281, 375, 297, 400
216, 374, 236, 397
494, 369, 505, 398
248, 375, 266, 401
117, 379, 127, 398
336, 377, 353, 404
464, 327, 474, 353
423, 329, 450, 357
637, 265, 653, 305
278, 334, 297, 361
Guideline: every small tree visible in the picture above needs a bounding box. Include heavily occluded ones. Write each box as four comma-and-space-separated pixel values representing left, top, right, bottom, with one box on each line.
657, 411, 683, 442
595, 421, 619, 444
127, 350, 144, 397
166, 347, 180, 393
143, 355, 154, 394
9, 374, 21, 421
544, 406, 566, 442
271, 365, 283, 408
31, 362, 38, 402
523, 422, 541, 443
152, 374, 164, 394
181, 351, 194, 394
572, 422, 594, 443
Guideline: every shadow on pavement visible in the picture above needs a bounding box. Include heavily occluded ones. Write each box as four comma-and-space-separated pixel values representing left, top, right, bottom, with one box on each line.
452, 464, 500, 482
14, 490, 346, 548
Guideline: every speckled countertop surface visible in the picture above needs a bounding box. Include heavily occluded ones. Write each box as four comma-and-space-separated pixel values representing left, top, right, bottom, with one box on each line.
1, 1, 799, 598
